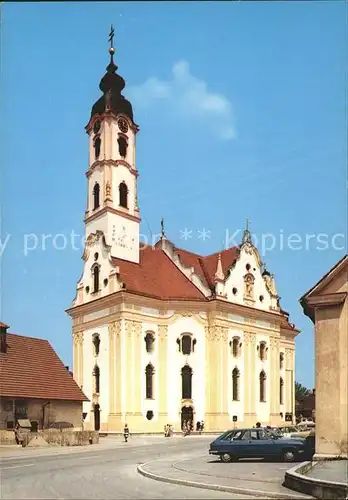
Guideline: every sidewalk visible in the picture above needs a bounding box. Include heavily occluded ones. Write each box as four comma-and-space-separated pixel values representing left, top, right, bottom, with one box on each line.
0, 435, 170, 461
138, 455, 314, 499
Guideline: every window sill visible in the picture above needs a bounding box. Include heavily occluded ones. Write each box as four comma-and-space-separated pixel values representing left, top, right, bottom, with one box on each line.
232, 399, 240, 402
145, 398, 154, 401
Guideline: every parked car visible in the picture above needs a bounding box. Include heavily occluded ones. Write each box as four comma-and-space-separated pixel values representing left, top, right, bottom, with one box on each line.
209, 427, 307, 463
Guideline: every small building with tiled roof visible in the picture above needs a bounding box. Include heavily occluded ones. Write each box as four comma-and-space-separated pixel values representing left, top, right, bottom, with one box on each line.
66, 32, 299, 433
0, 322, 88, 431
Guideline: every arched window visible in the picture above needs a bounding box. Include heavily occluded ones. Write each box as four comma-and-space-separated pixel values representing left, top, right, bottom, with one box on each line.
119, 182, 128, 208
259, 342, 267, 361
181, 365, 192, 399
280, 352, 284, 369
182, 335, 192, 355
232, 338, 240, 357
93, 365, 100, 394
93, 183, 100, 210
145, 364, 154, 399
92, 333, 100, 356
280, 377, 284, 405
259, 370, 266, 402
94, 137, 101, 159
232, 367, 240, 401
93, 265, 100, 293
144, 332, 155, 353
117, 136, 128, 158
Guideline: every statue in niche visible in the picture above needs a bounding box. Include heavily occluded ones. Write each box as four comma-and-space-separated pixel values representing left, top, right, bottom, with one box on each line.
244, 273, 255, 299
105, 181, 112, 198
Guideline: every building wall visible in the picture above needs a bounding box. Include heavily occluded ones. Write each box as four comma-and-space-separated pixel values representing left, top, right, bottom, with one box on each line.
74, 308, 295, 433
315, 298, 348, 457
0, 397, 83, 430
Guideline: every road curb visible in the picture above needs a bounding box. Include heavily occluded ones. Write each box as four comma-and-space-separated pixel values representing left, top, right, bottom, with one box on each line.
137, 461, 313, 499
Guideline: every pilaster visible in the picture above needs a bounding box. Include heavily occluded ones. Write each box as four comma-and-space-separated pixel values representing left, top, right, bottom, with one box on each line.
109, 323, 115, 413
158, 325, 168, 422
125, 320, 133, 417
244, 332, 256, 425
133, 321, 142, 415
108, 320, 122, 430
73, 331, 84, 388
270, 336, 281, 425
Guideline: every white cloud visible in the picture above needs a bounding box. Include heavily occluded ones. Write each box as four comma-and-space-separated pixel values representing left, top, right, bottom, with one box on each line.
128, 60, 236, 141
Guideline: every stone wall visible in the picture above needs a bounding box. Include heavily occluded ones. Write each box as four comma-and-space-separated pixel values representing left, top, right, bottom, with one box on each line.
39, 429, 99, 446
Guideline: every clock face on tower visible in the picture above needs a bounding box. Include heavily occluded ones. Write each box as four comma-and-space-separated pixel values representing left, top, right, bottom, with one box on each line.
118, 118, 128, 134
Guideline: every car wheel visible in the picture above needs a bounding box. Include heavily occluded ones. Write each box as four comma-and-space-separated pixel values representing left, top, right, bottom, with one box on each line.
220, 453, 233, 463
282, 450, 296, 462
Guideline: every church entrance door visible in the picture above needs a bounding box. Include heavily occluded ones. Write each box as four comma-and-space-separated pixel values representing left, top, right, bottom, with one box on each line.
181, 406, 193, 430
93, 404, 100, 431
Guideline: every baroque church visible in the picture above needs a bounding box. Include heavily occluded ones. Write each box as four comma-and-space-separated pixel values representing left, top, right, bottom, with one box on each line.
67, 31, 298, 433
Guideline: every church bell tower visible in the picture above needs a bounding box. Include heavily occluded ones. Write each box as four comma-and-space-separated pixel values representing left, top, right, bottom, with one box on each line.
84, 26, 140, 263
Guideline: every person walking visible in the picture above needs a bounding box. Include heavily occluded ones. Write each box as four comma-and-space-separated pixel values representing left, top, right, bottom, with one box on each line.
123, 424, 130, 442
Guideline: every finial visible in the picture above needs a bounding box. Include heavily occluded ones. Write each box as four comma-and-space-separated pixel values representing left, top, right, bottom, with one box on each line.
215, 253, 224, 282
242, 217, 252, 244
106, 24, 117, 74
161, 217, 165, 238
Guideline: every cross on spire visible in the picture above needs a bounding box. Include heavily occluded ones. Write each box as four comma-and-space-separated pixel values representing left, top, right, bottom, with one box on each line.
108, 24, 115, 50
242, 217, 252, 244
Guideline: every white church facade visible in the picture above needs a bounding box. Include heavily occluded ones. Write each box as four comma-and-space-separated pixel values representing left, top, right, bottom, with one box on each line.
67, 32, 298, 433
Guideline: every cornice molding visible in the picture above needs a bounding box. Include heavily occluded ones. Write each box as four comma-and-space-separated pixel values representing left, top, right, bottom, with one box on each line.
84, 206, 141, 225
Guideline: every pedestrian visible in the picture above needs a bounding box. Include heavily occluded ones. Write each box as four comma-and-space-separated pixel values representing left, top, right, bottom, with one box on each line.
123, 424, 130, 442
201, 421, 204, 433
196, 421, 200, 432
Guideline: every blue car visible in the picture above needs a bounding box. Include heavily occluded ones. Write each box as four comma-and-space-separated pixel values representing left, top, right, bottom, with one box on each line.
209, 427, 308, 463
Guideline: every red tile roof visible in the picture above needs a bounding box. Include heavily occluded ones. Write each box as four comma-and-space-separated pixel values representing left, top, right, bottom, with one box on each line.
111, 242, 295, 330
112, 245, 206, 300
0, 333, 88, 401
176, 246, 239, 290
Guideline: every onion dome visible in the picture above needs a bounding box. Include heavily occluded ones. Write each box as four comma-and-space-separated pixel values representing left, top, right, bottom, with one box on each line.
91, 26, 134, 122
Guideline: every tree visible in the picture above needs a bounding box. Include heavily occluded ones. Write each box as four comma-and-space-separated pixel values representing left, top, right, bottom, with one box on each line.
295, 382, 311, 402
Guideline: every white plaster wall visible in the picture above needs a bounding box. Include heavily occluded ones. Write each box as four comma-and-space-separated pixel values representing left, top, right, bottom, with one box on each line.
79, 235, 120, 304
82, 324, 110, 425
228, 328, 245, 422
167, 317, 206, 425
225, 247, 272, 311
255, 332, 271, 423
85, 211, 139, 263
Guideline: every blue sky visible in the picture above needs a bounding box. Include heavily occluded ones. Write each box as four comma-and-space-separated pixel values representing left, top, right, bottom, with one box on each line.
1, 2, 346, 388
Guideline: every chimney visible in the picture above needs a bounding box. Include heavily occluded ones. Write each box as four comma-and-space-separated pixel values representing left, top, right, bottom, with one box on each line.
0, 322, 9, 353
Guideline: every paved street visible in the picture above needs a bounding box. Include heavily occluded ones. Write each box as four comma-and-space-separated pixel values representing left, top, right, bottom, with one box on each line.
0, 436, 304, 499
